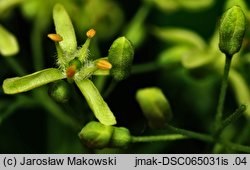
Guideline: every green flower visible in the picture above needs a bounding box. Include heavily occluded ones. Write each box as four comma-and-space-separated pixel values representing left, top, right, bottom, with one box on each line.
2, 4, 122, 126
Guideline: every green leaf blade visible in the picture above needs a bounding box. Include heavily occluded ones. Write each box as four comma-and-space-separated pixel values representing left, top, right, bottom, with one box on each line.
153, 27, 206, 50
3, 68, 65, 94
75, 79, 117, 125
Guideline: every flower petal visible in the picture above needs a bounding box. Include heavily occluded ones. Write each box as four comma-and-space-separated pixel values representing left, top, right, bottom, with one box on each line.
3, 68, 65, 94
75, 79, 117, 125
53, 4, 77, 54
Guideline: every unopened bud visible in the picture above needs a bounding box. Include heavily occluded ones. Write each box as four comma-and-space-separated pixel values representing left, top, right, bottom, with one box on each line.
136, 87, 173, 129
108, 37, 134, 81
219, 6, 246, 57
78, 121, 114, 149
48, 80, 71, 103
109, 127, 131, 148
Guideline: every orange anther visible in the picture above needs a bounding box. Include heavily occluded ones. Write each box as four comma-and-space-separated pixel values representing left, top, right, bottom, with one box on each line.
47, 34, 63, 42
96, 59, 112, 70
86, 29, 96, 38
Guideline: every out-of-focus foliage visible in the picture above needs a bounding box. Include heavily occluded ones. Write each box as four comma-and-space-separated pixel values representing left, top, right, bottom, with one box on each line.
1, 0, 250, 154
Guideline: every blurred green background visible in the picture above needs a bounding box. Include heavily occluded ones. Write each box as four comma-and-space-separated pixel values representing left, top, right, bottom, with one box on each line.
1, 0, 250, 153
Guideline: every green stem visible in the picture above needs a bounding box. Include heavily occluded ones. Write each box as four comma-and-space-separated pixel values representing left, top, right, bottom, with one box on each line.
33, 88, 81, 131
131, 61, 160, 74
166, 124, 214, 143
215, 104, 246, 136
5, 57, 26, 76
103, 79, 118, 98
31, 10, 49, 71
224, 141, 250, 153
124, 0, 152, 47
0, 96, 36, 124
31, 26, 43, 71
214, 56, 232, 132
138, 124, 250, 153
131, 134, 188, 143
237, 119, 250, 144
94, 76, 108, 93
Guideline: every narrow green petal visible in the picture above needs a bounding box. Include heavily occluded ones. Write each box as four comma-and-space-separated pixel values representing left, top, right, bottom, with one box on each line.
75, 79, 116, 125
53, 4, 77, 53
0, 25, 19, 57
93, 69, 110, 76
3, 68, 65, 94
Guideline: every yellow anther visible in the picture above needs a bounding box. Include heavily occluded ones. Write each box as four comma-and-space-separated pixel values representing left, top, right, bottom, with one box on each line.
86, 29, 96, 39
47, 34, 63, 42
96, 59, 112, 70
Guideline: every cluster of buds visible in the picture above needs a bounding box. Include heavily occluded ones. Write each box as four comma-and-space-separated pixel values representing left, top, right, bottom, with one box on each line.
79, 121, 131, 149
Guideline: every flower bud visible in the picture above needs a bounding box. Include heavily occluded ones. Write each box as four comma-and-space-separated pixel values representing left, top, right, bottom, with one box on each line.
48, 80, 71, 103
0, 25, 19, 57
136, 87, 173, 129
219, 6, 246, 57
109, 127, 131, 148
78, 121, 114, 149
108, 37, 134, 81
68, 58, 82, 70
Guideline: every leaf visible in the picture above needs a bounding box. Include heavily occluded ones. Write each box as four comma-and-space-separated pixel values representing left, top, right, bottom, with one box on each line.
153, 27, 206, 50
151, 0, 214, 13
157, 45, 191, 67
75, 79, 116, 125
3, 68, 65, 94
53, 3, 77, 54
181, 49, 216, 69
150, 0, 179, 13
0, 25, 19, 57
0, 0, 23, 17
177, 0, 214, 11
